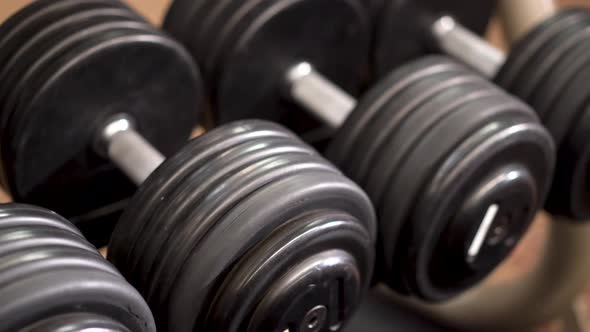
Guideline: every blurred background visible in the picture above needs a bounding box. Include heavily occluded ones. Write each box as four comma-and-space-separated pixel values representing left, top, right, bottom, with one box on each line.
0, 1, 589, 331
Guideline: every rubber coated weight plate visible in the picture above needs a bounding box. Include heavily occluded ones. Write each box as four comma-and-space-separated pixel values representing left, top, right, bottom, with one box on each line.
109, 120, 376, 332
162, 0, 206, 44
207, 211, 370, 331
362, 74, 494, 213
373, 0, 496, 77
555, 107, 590, 218
211, 0, 370, 132
134, 136, 315, 296
0, 204, 155, 332
0, 8, 143, 147
20, 313, 130, 332
347, 68, 474, 195
108, 120, 296, 276
168, 170, 374, 332
496, 9, 590, 90
1, 19, 202, 241
384, 95, 551, 300
328, 56, 463, 177
184, 0, 230, 65
506, 17, 590, 103
531, 34, 590, 120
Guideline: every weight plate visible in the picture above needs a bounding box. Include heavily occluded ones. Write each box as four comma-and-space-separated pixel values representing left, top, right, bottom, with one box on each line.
108, 120, 295, 276
20, 313, 130, 332
135, 136, 314, 295
383, 95, 552, 300
496, 9, 590, 90
553, 106, 590, 218
373, 0, 496, 77
168, 170, 373, 332
0, 268, 153, 332
1, 21, 202, 241
110, 120, 375, 332
328, 56, 463, 177
0, 204, 155, 332
210, 0, 369, 136
530, 34, 590, 120
348, 69, 474, 197
0, 8, 143, 150
363, 74, 493, 213
162, 0, 206, 44
184, 0, 231, 66
506, 17, 590, 103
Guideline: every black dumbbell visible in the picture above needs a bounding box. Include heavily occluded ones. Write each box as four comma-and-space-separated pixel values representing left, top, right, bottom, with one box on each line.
164, 0, 555, 302
375, 2, 590, 220
0, 203, 155, 332
0, 1, 377, 331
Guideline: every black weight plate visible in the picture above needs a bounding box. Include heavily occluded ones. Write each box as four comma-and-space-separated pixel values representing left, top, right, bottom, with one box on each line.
162, 0, 206, 44
553, 105, 590, 218
0, 246, 119, 289
207, 211, 371, 331
0, 204, 81, 234
0, 0, 126, 71
0, 8, 143, 149
200, 0, 269, 82
531, 34, 590, 120
382, 95, 552, 300
348, 69, 474, 196
542, 57, 590, 148
363, 75, 494, 211
327, 56, 461, 171
496, 8, 590, 90
507, 18, 590, 103
1, 23, 152, 217
0, 268, 154, 332
0, 1, 134, 187
184, 0, 232, 66
331, 57, 464, 179
108, 120, 295, 276
407, 110, 552, 299
20, 313, 130, 332
373, 0, 496, 77
379, 96, 538, 296
167, 169, 373, 332
213, 0, 370, 132
3, 26, 202, 235
356, 71, 496, 291
132, 136, 314, 294
143, 151, 335, 320
0, 227, 96, 259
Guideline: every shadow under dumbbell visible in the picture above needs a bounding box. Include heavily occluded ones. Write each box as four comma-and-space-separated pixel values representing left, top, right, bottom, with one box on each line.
345, 287, 451, 332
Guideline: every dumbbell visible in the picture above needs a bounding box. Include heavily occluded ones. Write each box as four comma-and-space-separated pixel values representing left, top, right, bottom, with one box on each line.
164, 0, 555, 302
0, 1, 377, 331
0, 203, 155, 332
373, 2, 590, 330
375, 1, 590, 219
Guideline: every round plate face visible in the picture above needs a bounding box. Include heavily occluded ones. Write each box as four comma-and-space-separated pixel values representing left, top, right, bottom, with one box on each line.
0, 3, 203, 243
211, 0, 370, 138
373, 0, 496, 77
0, 204, 155, 332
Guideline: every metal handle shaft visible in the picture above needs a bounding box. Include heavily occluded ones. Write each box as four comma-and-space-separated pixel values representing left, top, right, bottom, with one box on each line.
284, 62, 357, 130
100, 116, 165, 185
431, 16, 506, 78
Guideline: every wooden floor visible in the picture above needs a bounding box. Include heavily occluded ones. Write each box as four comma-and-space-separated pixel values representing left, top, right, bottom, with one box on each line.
1, 1, 590, 331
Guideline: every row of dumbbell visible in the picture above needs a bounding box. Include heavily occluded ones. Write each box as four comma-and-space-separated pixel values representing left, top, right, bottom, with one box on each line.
0, 0, 588, 331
